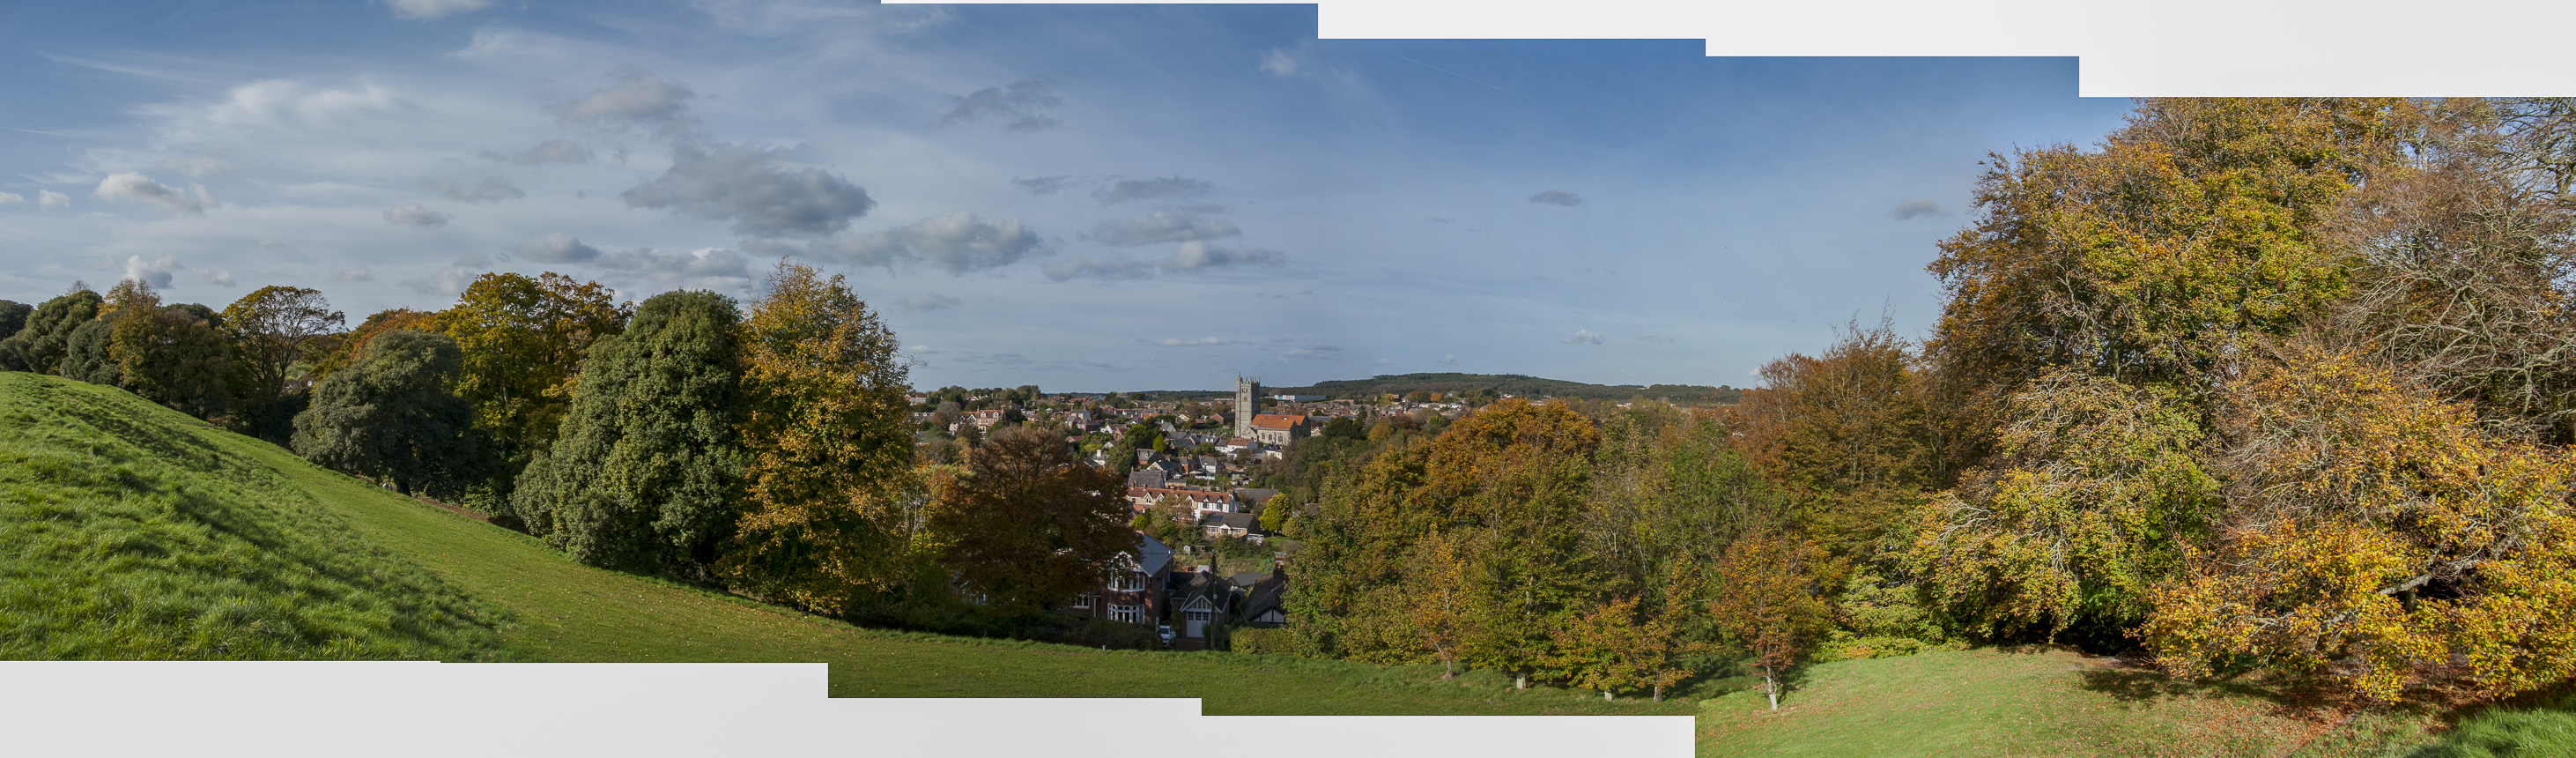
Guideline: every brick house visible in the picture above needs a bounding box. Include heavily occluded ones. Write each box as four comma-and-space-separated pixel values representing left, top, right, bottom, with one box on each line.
1062, 531, 1173, 628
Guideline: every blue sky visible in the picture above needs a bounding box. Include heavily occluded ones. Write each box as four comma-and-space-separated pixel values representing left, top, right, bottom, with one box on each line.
0, 1, 2137, 392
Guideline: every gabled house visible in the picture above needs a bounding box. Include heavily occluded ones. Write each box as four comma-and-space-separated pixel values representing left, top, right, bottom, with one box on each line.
1200, 511, 1261, 542
1247, 414, 1312, 446
1062, 531, 1173, 628
1168, 568, 1237, 648
1238, 567, 1289, 628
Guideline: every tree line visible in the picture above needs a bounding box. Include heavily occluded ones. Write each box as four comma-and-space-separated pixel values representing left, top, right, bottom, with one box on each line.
1270, 97, 2576, 707
0, 260, 1145, 643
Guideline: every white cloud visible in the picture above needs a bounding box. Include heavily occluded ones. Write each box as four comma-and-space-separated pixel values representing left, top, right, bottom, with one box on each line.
1163, 240, 1284, 272
556, 69, 697, 139
899, 292, 962, 312
1284, 345, 1346, 360
0, 192, 19, 204
1564, 330, 1607, 345
1159, 337, 1243, 346
383, 204, 450, 227
622, 145, 876, 238
196, 267, 236, 287
514, 233, 601, 264
1259, 48, 1299, 77
384, 0, 493, 20
776, 212, 1045, 274
121, 255, 180, 288
39, 190, 69, 209
94, 172, 205, 214
1892, 198, 1943, 219
1529, 190, 1583, 207
1044, 240, 1284, 281
1438, 354, 1458, 364
1089, 211, 1241, 246
403, 268, 480, 297
255, 239, 292, 251
590, 247, 756, 291
940, 78, 1066, 133
420, 177, 523, 204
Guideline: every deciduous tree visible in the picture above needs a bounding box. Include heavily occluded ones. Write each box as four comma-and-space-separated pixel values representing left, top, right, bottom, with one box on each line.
291, 329, 482, 498
1709, 528, 1842, 711
926, 423, 1130, 614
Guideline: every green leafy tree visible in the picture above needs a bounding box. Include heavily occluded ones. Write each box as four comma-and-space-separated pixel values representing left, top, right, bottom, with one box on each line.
117, 301, 249, 421
510, 290, 747, 576
0, 300, 30, 342
220, 286, 344, 436
58, 318, 118, 385
0, 288, 101, 374
292, 329, 482, 498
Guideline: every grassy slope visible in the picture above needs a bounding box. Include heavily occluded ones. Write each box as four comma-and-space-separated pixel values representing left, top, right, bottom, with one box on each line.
1, 372, 1682, 717
1696, 648, 2450, 758
0, 373, 519, 660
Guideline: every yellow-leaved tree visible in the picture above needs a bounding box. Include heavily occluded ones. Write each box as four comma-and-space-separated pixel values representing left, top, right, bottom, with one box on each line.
715, 260, 920, 614
2143, 340, 2576, 702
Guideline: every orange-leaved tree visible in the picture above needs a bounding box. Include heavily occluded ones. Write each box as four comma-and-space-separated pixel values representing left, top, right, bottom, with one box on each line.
1708, 527, 1843, 711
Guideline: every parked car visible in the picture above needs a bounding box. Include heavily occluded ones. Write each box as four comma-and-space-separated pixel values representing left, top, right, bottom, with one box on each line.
1157, 625, 1175, 648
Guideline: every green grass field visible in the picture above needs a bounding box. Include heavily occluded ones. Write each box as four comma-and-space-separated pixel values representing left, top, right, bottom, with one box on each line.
21, 369, 2576, 753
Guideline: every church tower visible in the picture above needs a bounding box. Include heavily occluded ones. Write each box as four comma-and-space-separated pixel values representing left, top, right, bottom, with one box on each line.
1233, 375, 1261, 438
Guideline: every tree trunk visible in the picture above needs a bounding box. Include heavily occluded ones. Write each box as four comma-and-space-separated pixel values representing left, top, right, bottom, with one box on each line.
1602, 690, 1614, 702
1514, 674, 1528, 690
1765, 673, 1779, 711
1653, 684, 1663, 702
1440, 655, 1455, 680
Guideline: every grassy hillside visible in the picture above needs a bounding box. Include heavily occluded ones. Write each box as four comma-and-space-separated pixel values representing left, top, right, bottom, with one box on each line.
0, 372, 522, 660
0, 371, 1682, 715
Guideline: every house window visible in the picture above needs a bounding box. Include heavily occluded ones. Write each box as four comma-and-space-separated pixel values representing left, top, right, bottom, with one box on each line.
1109, 605, 1141, 623
1186, 609, 1210, 623
1073, 595, 1092, 609
1110, 572, 1145, 592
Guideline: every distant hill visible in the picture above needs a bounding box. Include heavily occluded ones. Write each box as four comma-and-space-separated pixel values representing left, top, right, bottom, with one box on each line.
1121, 373, 1740, 405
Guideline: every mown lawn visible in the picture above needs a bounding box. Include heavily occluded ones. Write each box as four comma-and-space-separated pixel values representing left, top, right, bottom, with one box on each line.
1, 372, 1684, 717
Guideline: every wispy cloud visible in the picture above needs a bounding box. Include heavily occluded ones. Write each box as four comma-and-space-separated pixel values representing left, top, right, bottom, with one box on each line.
1529, 190, 1582, 207
939, 78, 1065, 132
1564, 330, 1607, 345
1891, 198, 1942, 219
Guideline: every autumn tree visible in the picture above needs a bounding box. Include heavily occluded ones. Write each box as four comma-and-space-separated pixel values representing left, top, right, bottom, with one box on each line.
1544, 593, 1704, 702
1708, 528, 1843, 711
309, 308, 445, 381
1729, 319, 1933, 556
1903, 370, 2217, 643
714, 261, 917, 613
0, 288, 100, 375
115, 300, 248, 421
442, 271, 631, 480
1291, 398, 1602, 682
2143, 341, 2576, 702
292, 329, 483, 498
926, 423, 1131, 614
1403, 532, 1485, 680
510, 290, 747, 576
